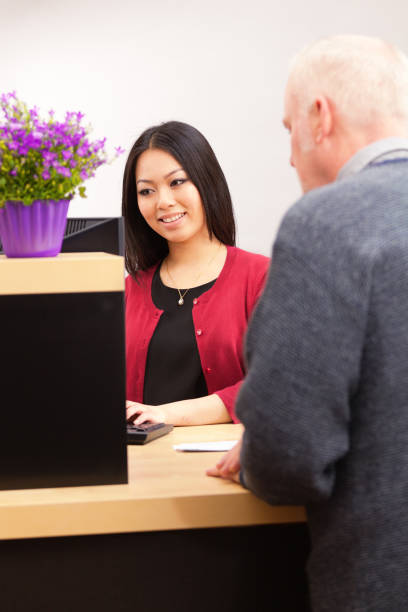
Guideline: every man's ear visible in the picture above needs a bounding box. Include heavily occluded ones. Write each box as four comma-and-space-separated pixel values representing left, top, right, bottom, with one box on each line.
310, 96, 333, 144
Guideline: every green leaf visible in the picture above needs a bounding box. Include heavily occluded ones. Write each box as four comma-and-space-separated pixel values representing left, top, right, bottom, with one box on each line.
79, 186, 87, 198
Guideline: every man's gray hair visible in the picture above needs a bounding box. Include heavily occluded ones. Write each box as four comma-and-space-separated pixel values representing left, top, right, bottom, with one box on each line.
289, 35, 408, 128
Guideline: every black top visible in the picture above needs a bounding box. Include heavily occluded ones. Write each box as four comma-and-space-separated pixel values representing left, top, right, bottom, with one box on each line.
143, 265, 216, 405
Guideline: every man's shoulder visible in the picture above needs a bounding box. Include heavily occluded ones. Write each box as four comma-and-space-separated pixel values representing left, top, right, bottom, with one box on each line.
285, 173, 366, 226
282, 162, 408, 243
287, 161, 408, 225
279, 181, 352, 251
275, 162, 408, 288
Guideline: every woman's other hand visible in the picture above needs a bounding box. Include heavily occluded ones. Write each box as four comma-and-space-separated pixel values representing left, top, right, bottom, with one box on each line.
126, 401, 167, 424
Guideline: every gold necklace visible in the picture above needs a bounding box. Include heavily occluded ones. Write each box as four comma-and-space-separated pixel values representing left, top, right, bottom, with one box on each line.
165, 243, 222, 306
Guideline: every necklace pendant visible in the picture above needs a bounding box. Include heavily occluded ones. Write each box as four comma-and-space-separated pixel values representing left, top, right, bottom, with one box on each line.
178, 297, 184, 306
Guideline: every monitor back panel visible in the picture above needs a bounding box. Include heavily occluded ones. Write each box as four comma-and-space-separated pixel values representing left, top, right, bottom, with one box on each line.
61, 217, 124, 256
0, 290, 128, 490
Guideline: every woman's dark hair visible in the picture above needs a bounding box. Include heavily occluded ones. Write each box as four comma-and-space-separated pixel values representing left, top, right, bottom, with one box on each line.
122, 121, 236, 276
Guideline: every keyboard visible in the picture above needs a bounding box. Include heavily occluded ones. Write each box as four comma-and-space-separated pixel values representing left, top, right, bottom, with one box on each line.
126, 422, 174, 445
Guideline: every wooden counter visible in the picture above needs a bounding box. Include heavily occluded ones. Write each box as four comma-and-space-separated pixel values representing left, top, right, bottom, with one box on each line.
0, 252, 124, 295
0, 424, 306, 540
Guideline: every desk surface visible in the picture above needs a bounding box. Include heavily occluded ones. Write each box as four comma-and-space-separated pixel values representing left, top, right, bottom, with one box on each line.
0, 252, 124, 295
0, 424, 306, 540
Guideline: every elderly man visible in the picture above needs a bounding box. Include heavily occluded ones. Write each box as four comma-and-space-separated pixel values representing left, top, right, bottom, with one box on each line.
208, 35, 408, 612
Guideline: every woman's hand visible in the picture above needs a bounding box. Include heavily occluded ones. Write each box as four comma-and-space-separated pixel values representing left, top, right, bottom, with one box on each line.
206, 436, 242, 483
126, 394, 230, 427
126, 401, 167, 425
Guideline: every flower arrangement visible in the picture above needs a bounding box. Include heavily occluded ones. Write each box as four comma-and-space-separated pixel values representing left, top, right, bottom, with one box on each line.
0, 91, 124, 207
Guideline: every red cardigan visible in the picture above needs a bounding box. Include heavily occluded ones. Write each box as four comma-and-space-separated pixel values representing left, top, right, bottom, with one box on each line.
125, 246, 269, 422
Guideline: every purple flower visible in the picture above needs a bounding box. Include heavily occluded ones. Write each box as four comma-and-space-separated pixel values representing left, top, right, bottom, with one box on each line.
92, 138, 106, 153
9, 120, 22, 130
55, 166, 71, 178
42, 151, 56, 164
76, 146, 88, 157
0, 92, 122, 202
71, 133, 82, 147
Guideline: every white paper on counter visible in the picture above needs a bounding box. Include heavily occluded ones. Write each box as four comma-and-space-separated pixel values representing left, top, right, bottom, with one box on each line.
173, 440, 238, 452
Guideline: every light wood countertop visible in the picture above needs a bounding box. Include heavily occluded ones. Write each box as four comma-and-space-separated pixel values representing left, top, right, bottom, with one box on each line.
0, 252, 124, 295
0, 424, 306, 540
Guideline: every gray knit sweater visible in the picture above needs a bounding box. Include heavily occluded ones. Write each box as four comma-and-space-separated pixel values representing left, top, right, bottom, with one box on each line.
237, 159, 408, 612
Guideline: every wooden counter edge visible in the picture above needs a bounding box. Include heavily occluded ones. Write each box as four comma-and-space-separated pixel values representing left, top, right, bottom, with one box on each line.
0, 252, 124, 295
0, 492, 306, 540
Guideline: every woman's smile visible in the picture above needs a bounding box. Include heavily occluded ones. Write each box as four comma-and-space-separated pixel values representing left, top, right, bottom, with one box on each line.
159, 212, 186, 225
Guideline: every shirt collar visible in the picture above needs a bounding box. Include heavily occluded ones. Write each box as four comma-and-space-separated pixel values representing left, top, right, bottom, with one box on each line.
337, 137, 408, 181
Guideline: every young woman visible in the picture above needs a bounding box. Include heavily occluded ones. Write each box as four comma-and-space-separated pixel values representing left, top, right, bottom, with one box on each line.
123, 121, 269, 426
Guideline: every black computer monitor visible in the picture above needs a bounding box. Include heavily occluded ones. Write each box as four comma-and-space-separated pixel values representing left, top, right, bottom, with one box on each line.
0, 216, 125, 256
61, 217, 124, 256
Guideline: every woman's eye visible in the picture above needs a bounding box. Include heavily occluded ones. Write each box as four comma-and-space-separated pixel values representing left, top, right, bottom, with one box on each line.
138, 188, 152, 196
170, 178, 187, 187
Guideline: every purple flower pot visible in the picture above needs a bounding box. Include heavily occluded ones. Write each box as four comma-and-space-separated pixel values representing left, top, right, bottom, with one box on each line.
0, 199, 70, 258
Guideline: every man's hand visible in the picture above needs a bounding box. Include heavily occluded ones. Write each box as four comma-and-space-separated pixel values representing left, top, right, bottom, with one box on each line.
206, 436, 243, 483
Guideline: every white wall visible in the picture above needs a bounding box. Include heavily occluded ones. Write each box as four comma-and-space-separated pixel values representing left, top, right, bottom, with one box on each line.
1, 0, 408, 255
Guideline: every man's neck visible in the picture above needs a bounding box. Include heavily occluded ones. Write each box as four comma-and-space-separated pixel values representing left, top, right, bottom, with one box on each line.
337, 136, 408, 181
328, 119, 408, 182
